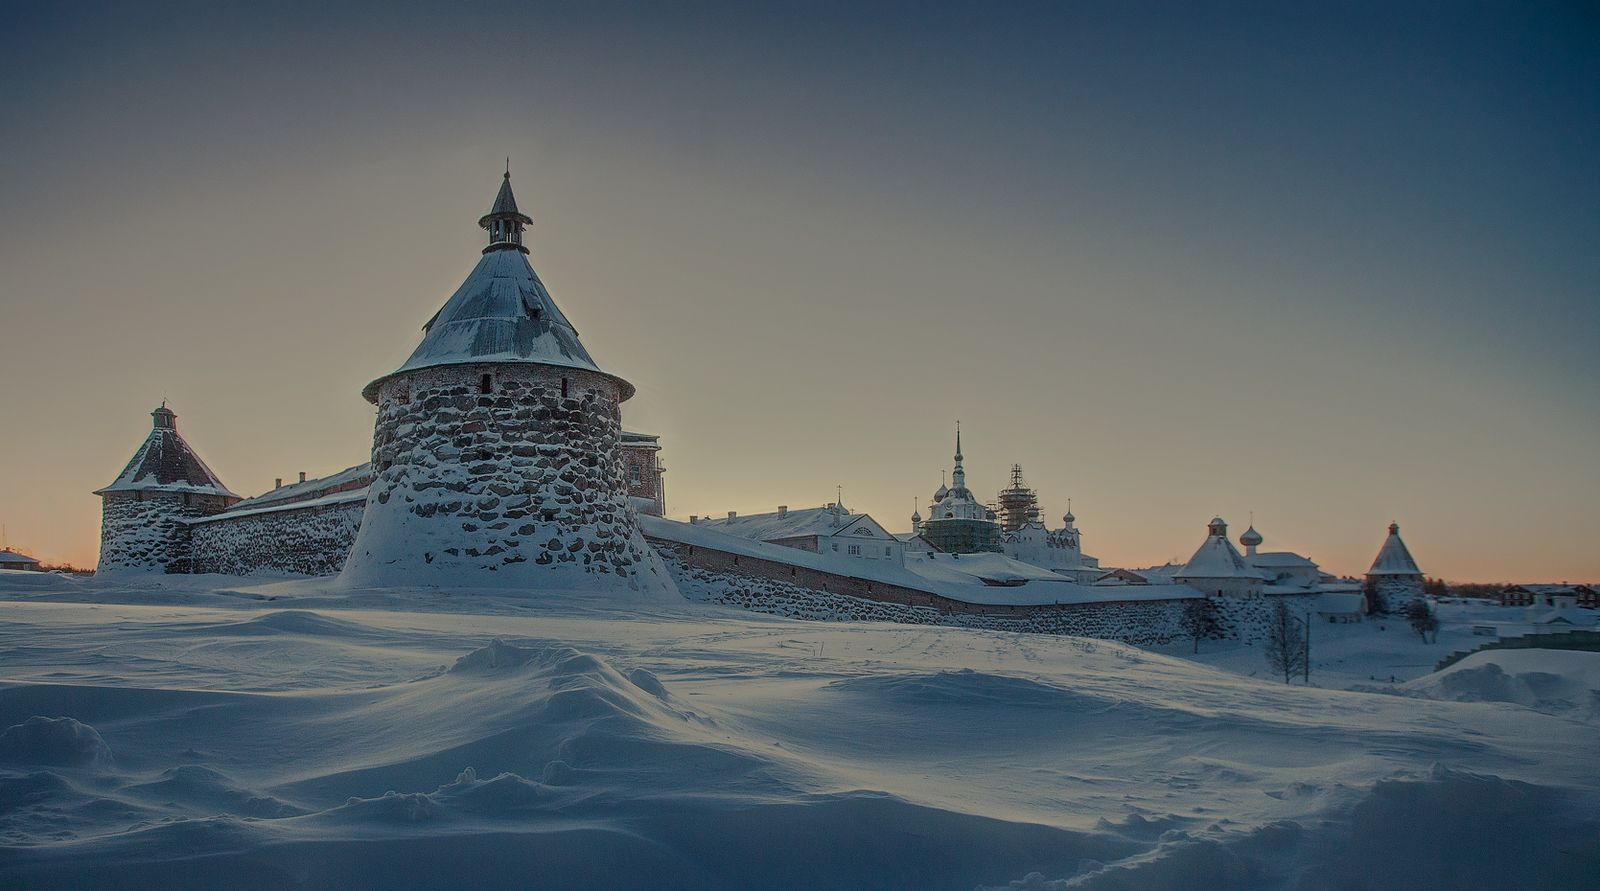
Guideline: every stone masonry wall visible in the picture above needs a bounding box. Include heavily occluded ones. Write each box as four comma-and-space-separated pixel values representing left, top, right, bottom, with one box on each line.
655, 540, 1317, 648
340, 364, 671, 594
190, 498, 365, 577
97, 492, 227, 574
656, 541, 1201, 647
1368, 576, 1424, 613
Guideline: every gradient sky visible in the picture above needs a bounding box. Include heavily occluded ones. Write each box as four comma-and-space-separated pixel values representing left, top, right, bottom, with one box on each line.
1, 2, 1595, 581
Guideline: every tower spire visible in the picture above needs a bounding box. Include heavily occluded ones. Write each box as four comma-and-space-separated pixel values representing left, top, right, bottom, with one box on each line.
480, 167, 533, 254
951, 422, 966, 490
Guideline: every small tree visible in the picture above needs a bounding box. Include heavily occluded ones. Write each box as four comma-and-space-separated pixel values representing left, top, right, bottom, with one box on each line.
1406, 599, 1440, 643
1180, 597, 1222, 654
1422, 577, 1448, 599
1362, 578, 1388, 617
1263, 599, 1309, 684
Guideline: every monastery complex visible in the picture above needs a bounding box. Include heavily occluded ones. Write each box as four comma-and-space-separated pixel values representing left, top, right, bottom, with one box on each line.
92, 172, 1439, 644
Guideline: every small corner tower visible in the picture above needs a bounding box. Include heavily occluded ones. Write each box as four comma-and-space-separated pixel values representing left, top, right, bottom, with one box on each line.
1365, 522, 1424, 605
94, 405, 240, 574
338, 171, 676, 596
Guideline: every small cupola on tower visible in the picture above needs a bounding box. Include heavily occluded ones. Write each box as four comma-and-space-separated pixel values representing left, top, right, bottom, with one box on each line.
479, 165, 533, 254
1207, 517, 1228, 539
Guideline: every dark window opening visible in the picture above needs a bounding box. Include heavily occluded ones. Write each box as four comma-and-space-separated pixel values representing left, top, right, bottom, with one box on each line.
561, 377, 569, 398
478, 374, 492, 394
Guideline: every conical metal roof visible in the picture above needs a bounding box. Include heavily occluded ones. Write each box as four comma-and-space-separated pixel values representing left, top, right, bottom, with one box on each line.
94, 406, 237, 497
1367, 523, 1423, 576
1177, 520, 1268, 580
486, 174, 522, 217
363, 175, 634, 403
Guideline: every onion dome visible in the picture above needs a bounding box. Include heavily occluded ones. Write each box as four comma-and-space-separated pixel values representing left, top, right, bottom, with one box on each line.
1239, 525, 1263, 548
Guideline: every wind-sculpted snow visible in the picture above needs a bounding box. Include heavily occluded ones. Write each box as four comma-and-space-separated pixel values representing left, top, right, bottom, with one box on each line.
0, 579, 1596, 889
0, 716, 113, 766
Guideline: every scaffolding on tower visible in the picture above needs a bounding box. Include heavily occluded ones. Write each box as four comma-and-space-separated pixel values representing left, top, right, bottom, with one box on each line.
996, 464, 1040, 534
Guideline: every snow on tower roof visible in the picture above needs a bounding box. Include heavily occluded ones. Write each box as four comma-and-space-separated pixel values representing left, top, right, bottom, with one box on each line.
1367, 522, 1423, 576
362, 174, 633, 403
93, 406, 238, 498
1177, 521, 1269, 580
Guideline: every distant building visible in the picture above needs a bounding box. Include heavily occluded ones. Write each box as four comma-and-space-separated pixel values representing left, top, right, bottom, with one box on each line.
1174, 517, 1269, 598
1365, 522, 1424, 605
0, 550, 42, 572
693, 502, 903, 565
1501, 584, 1594, 610
919, 429, 1003, 554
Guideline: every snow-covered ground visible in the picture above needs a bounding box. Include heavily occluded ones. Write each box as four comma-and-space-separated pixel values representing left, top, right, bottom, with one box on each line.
1, 571, 1595, 890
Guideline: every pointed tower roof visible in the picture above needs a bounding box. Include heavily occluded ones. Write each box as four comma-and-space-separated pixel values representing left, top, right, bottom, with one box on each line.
485, 169, 524, 218
94, 405, 237, 497
1367, 522, 1423, 576
362, 172, 633, 403
1177, 517, 1268, 580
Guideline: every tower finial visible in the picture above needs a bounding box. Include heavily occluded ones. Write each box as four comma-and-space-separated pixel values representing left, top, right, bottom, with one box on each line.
480, 168, 533, 254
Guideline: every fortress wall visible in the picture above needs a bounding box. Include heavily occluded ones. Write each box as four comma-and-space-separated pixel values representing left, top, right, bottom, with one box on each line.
189, 498, 365, 577
654, 539, 1220, 647
653, 539, 1318, 647
96, 492, 227, 574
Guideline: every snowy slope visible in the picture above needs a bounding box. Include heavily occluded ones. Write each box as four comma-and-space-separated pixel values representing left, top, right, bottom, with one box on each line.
0, 572, 1595, 890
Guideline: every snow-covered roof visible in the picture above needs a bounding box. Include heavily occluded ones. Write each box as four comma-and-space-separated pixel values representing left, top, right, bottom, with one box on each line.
694, 506, 889, 543
0, 550, 40, 566
1505, 584, 1589, 596
1176, 530, 1269, 581
93, 406, 238, 498
641, 515, 1197, 607
362, 176, 633, 403
1315, 591, 1367, 615
1533, 608, 1597, 626
188, 487, 369, 524
225, 463, 372, 512
1246, 552, 1318, 569
1367, 523, 1423, 577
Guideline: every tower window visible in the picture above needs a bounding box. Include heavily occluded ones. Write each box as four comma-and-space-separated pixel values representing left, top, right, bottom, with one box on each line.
561, 378, 569, 398
478, 374, 492, 394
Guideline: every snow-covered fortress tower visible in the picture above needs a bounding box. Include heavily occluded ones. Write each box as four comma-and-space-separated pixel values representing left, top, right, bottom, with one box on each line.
338, 172, 675, 596
94, 405, 241, 574
1365, 522, 1424, 606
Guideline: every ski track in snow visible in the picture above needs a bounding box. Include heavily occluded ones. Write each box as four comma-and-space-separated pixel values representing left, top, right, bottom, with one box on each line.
0, 572, 1596, 890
